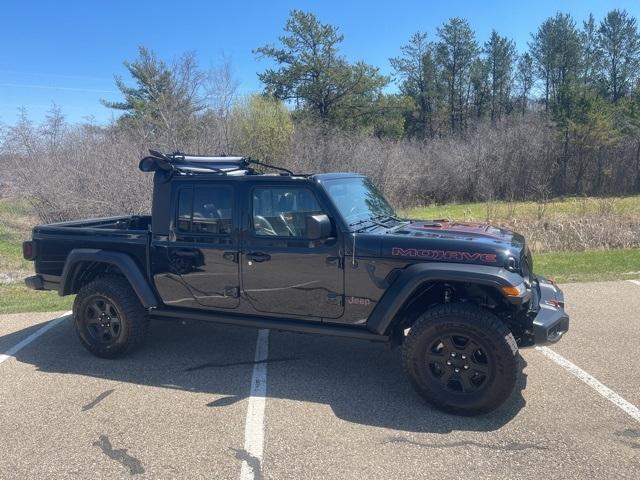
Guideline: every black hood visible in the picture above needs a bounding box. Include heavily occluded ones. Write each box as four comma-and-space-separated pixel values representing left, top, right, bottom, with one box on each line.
355, 220, 527, 271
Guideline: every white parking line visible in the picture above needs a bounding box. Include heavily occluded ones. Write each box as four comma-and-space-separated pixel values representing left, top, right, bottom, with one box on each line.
536, 346, 640, 423
627, 280, 640, 287
0, 311, 70, 365
240, 329, 269, 480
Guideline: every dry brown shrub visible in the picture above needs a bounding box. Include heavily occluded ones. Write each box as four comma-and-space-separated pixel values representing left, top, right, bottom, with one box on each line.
497, 214, 640, 253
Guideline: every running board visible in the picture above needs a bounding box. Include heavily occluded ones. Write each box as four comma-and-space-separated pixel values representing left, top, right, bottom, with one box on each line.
151, 308, 390, 343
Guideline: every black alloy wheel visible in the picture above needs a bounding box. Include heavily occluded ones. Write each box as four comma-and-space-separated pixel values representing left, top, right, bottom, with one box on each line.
425, 332, 492, 394
84, 296, 123, 344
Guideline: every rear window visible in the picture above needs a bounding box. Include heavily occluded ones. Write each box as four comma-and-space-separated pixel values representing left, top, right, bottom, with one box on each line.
176, 185, 233, 234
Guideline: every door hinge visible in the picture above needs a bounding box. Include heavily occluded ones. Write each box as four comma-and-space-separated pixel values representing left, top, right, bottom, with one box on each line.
326, 292, 343, 305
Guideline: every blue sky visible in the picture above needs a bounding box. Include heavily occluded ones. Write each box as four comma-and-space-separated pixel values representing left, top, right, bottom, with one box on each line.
2, 0, 639, 124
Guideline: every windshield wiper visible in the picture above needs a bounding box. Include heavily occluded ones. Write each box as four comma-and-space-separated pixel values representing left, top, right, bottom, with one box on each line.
348, 218, 370, 227
372, 214, 406, 224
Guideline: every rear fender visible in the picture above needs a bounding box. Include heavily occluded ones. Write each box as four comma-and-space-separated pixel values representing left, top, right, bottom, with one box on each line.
60, 249, 158, 308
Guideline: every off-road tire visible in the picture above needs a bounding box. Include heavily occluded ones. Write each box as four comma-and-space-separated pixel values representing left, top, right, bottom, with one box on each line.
73, 275, 150, 358
402, 303, 519, 416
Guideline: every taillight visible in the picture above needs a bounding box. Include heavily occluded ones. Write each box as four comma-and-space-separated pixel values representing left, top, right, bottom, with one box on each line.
22, 241, 34, 260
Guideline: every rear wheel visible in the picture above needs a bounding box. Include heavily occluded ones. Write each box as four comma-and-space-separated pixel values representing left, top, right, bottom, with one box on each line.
73, 275, 149, 358
402, 303, 519, 415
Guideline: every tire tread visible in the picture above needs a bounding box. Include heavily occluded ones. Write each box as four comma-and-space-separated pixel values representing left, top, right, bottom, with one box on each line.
401, 303, 519, 415
73, 275, 149, 358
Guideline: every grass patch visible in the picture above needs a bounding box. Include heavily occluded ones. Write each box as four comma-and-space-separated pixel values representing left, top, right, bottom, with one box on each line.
0, 283, 73, 315
534, 248, 640, 283
0, 198, 73, 314
0, 198, 35, 275
402, 195, 640, 222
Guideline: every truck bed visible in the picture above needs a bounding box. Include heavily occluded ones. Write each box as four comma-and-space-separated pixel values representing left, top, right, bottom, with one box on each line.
31, 215, 151, 288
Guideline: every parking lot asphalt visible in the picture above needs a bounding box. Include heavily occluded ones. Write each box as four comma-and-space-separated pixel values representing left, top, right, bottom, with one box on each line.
0, 280, 639, 479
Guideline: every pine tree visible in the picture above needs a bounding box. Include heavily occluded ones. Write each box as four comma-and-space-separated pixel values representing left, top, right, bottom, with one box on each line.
435, 18, 479, 132
598, 9, 640, 102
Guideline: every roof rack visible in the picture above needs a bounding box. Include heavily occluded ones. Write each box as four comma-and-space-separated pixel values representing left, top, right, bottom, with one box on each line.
138, 151, 303, 177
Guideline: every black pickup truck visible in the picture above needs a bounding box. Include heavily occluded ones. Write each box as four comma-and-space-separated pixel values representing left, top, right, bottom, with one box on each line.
23, 152, 569, 415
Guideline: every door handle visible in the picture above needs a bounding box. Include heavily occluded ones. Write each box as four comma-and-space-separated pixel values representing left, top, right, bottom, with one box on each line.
247, 252, 271, 263
174, 250, 200, 258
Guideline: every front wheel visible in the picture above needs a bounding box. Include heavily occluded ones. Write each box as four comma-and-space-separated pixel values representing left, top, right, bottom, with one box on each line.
402, 303, 520, 416
73, 275, 149, 358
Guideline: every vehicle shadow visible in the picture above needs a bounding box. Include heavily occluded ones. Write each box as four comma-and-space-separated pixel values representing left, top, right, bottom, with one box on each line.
4, 314, 526, 433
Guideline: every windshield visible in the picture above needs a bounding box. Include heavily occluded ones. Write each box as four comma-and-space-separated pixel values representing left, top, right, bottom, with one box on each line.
322, 177, 397, 226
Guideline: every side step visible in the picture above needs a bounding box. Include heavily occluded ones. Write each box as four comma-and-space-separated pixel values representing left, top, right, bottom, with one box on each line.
151, 308, 390, 343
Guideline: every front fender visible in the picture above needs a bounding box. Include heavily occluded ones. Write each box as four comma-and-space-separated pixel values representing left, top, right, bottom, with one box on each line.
366, 262, 526, 335
60, 248, 158, 308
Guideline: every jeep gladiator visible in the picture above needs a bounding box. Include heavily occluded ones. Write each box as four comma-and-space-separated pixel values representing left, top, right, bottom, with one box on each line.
23, 152, 569, 415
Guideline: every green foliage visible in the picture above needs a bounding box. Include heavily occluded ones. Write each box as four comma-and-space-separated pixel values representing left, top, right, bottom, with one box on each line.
597, 9, 640, 102
469, 57, 491, 118
580, 14, 601, 88
102, 47, 205, 149
102, 47, 203, 118
516, 52, 534, 115
435, 18, 479, 132
567, 87, 617, 148
530, 13, 582, 111
484, 30, 516, 120
369, 94, 414, 139
231, 95, 294, 162
255, 10, 388, 129
390, 32, 440, 138
103, 47, 171, 114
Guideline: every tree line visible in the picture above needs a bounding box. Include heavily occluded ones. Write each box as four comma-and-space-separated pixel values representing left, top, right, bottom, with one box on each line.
3, 9, 640, 219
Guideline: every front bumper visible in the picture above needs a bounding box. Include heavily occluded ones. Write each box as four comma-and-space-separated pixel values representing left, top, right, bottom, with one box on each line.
531, 276, 569, 345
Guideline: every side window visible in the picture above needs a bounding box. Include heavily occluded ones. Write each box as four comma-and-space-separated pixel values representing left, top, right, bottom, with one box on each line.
176, 185, 233, 234
177, 188, 193, 232
252, 187, 322, 237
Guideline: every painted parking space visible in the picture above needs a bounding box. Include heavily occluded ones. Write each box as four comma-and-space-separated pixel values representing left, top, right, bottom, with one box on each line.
0, 311, 67, 354
262, 331, 639, 480
0, 315, 259, 479
547, 281, 640, 407
0, 280, 639, 479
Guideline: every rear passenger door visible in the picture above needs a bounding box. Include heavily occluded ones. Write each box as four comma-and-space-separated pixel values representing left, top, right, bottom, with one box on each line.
155, 182, 240, 309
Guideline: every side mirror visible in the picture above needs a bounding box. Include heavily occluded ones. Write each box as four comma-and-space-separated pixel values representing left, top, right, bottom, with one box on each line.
306, 214, 332, 240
